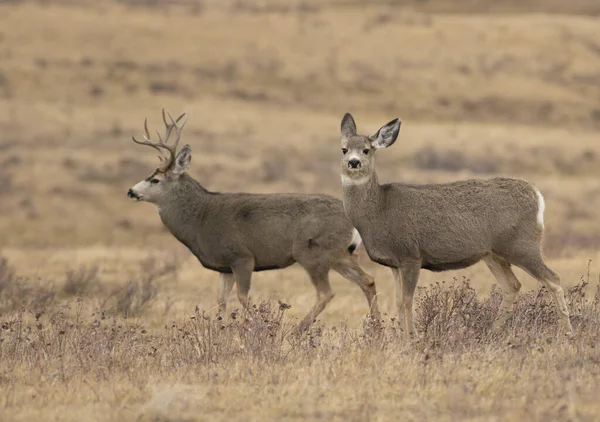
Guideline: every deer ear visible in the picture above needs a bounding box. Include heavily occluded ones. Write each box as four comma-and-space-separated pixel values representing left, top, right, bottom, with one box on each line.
372, 118, 401, 149
172, 144, 191, 175
341, 113, 357, 139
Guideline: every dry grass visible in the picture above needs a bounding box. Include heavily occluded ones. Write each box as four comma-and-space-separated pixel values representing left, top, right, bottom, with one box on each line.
2, 0, 600, 420
0, 257, 56, 315
1, 255, 599, 421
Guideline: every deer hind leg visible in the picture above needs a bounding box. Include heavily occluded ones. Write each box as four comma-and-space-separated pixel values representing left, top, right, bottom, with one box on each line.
394, 260, 420, 339
483, 255, 521, 331
217, 273, 236, 321
511, 249, 573, 335
293, 266, 335, 335
332, 254, 380, 319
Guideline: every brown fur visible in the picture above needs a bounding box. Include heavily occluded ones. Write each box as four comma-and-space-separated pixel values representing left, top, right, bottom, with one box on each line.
339, 113, 572, 336
159, 176, 358, 275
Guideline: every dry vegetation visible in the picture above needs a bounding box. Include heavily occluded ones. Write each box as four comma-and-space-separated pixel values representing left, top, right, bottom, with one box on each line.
1, 0, 600, 420
2, 256, 600, 421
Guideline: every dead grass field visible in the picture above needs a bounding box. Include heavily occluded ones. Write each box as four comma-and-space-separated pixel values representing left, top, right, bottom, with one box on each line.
1, 0, 600, 421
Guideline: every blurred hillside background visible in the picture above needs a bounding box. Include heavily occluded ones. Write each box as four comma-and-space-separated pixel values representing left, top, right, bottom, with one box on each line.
2, 0, 600, 316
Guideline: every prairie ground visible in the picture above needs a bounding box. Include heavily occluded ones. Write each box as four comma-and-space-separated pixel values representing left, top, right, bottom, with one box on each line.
1, 0, 600, 421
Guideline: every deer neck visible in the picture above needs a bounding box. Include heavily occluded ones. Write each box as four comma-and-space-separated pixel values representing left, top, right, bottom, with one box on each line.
342, 172, 382, 220
156, 174, 212, 231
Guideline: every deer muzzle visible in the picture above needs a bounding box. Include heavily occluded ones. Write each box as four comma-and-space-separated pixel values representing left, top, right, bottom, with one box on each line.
127, 189, 140, 200
348, 159, 361, 169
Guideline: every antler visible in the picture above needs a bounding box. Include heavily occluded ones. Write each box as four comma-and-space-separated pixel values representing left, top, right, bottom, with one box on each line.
132, 109, 188, 176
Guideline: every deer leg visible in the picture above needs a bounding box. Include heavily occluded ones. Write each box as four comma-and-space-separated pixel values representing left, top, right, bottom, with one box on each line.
483, 255, 521, 331
513, 252, 573, 335
540, 271, 574, 336
397, 261, 420, 338
231, 257, 255, 319
293, 267, 334, 335
217, 273, 236, 321
391, 268, 406, 330
332, 255, 380, 319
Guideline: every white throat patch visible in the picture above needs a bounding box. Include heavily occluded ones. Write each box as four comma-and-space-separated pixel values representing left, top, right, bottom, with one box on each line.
341, 175, 370, 186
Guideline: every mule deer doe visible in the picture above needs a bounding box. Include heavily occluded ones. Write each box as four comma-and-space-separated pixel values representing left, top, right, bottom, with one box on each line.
338, 113, 573, 337
126, 109, 379, 332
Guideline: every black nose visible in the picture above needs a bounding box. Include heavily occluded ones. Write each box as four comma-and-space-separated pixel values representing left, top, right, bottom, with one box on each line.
348, 159, 361, 169
127, 189, 136, 199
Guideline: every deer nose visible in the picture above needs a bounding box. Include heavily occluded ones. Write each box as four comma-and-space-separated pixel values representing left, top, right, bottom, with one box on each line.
127, 189, 137, 199
348, 159, 361, 169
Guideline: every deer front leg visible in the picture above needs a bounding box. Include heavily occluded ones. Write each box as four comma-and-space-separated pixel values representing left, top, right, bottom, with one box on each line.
391, 268, 406, 331
395, 261, 420, 338
231, 257, 255, 320
217, 273, 236, 321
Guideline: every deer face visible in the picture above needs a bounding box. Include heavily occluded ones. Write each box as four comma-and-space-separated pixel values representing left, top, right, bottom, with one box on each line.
127, 174, 164, 203
128, 145, 192, 204
127, 147, 191, 204
127, 109, 192, 205
340, 113, 401, 185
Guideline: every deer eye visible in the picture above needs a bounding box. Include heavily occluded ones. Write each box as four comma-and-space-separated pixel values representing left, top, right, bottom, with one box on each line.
342, 148, 348, 155
150, 178, 160, 184
363, 149, 370, 155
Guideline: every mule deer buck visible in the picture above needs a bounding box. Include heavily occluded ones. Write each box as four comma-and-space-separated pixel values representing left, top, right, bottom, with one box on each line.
338, 113, 573, 337
126, 109, 379, 333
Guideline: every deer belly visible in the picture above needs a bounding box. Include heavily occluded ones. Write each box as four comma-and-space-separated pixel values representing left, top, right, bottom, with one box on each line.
252, 251, 295, 271
420, 252, 487, 272
196, 257, 233, 273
